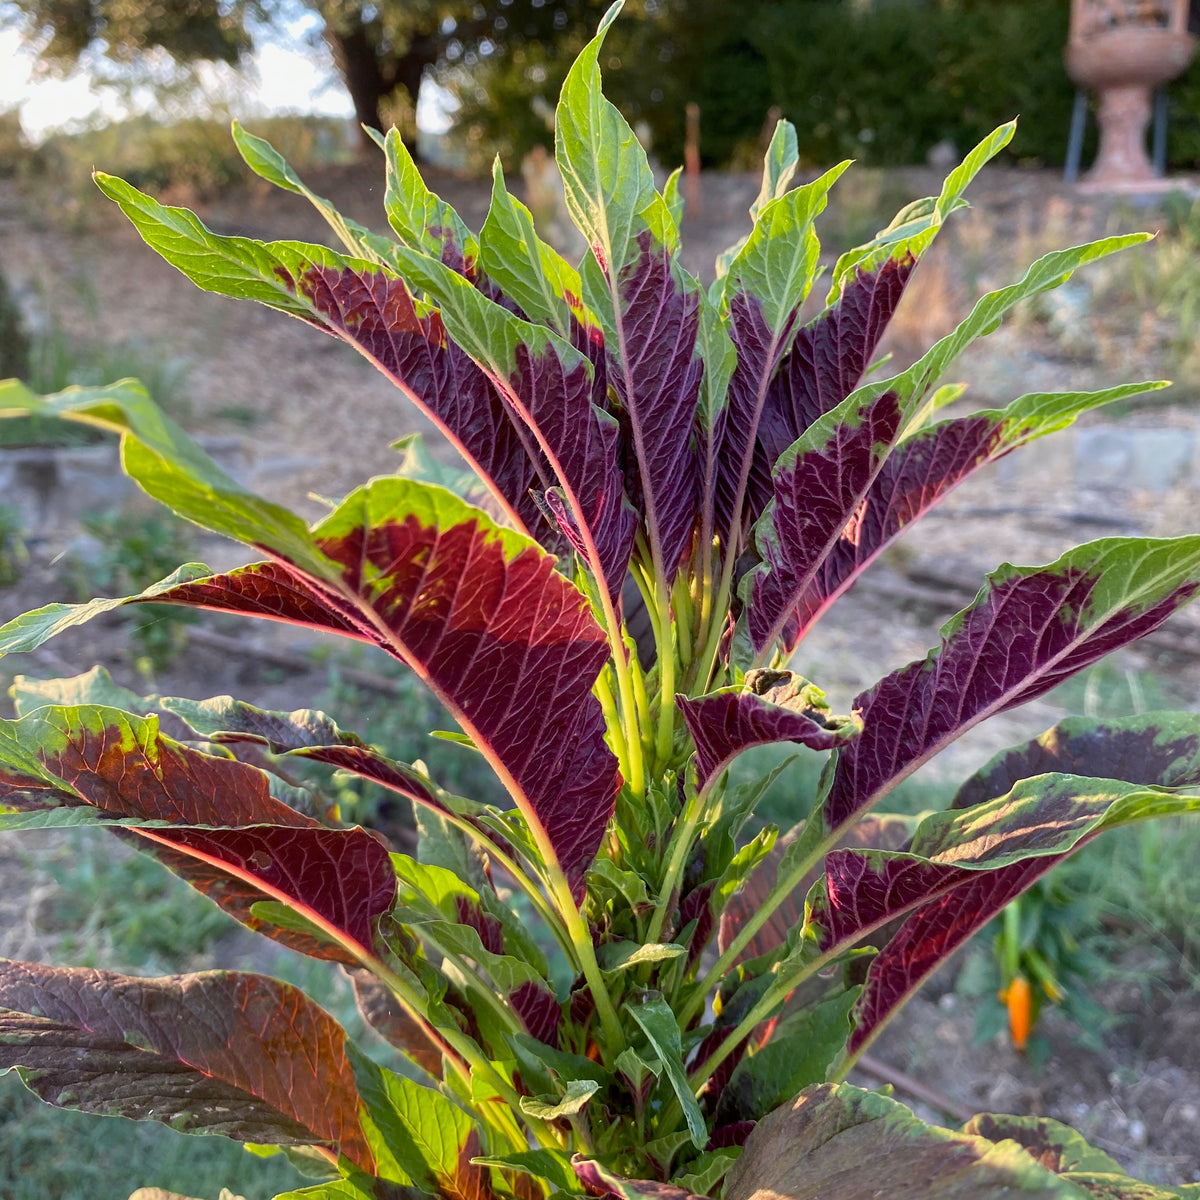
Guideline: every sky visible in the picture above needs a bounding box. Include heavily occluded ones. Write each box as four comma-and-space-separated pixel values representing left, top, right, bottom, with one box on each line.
0, 21, 453, 141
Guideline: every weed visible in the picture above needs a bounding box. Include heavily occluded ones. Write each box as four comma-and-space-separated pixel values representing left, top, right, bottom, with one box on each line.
63, 508, 197, 675
0, 505, 28, 588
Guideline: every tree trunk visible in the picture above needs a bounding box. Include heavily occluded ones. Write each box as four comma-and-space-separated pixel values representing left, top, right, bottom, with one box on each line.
324, 20, 390, 153
323, 18, 438, 158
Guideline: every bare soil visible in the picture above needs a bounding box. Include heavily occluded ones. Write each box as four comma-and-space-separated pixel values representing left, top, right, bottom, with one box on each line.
2, 159, 1200, 1186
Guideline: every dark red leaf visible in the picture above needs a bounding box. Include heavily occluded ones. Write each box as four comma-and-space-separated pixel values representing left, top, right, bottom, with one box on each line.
952, 711, 1200, 809
293, 262, 556, 548
607, 234, 703, 582
679, 669, 858, 791
820, 543, 1200, 837
747, 256, 915, 521
0, 960, 373, 1169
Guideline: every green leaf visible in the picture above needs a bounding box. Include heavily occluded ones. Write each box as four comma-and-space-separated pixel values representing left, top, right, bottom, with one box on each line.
519, 1078, 602, 1120
473, 1149, 586, 1196
715, 989, 859, 1122
350, 1047, 486, 1195
751, 119, 800, 222
675, 1148, 740, 1198
829, 121, 1015, 295
722, 160, 850, 332
555, 0, 676, 272
480, 158, 593, 339
598, 941, 686, 973
0, 377, 323, 575
887, 235, 1151, 435
383, 127, 478, 267
724, 1083, 1086, 1200
614, 1045, 662, 1092
628, 994, 707, 1149
11, 665, 145, 714
509, 1032, 608, 1095
231, 121, 394, 265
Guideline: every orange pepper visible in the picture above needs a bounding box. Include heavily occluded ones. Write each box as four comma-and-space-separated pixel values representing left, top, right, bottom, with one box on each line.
1003, 974, 1034, 1051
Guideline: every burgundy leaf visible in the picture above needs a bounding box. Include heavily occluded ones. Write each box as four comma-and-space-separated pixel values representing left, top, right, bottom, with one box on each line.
820, 540, 1200, 837
113, 483, 622, 896
678, 881, 716, 972
680, 669, 859, 792
292, 262, 556, 548
747, 256, 915, 521
952, 711, 1200, 809
310, 486, 619, 894
141, 825, 395, 962
846, 854, 1052, 1057
606, 234, 703, 583
156, 560, 374, 641
574, 1158, 713, 1200
157, 694, 445, 815
502, 339, 636, 596
745, 390, 904, 654
0, 960, 373, 1169
510, 979, 564, 1049
760, 387, 1152, 655
724, 1082, 1078, 1200
808, 850, 970, 954
713, 292, 802, 538
0, 706, 396, 962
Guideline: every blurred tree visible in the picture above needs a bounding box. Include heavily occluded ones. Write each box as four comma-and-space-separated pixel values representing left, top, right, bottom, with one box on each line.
2, 0, 625, 153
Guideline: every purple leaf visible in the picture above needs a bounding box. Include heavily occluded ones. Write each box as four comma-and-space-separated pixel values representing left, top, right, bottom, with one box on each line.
156, 694, 446, 815
820, 537, 1200, 837
712, 163, 847, 539
344, 966, 447, 1078
724, 1082, 1091, 1200
510, 980, 564, 1049
0, 960, 374, 1169
291, 261, 556, 548
747, 257, 915, 522
380, 245, 636, 601
846, 855, 1051, 1057
745, 389, 904, 654
600, 234, 704, 584
714, 292, 800, 539
32, 481, 622, 897
0, 705, 397, 962
573, 1157, 713, 1200
753, 385, 1158, 654
309, 482, 619, 894
679, 670, 860, 792
502, 338, 636, 596
952, 710, 1200, 809
834, 772, 1200, 1057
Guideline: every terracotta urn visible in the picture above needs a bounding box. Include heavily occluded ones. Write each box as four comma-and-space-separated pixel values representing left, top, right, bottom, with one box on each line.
1065, 0, 1197, 188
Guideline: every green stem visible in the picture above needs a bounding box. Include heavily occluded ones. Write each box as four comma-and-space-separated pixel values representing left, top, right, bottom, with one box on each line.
672, 568, 695, 669
692, 544, 736, 697
645, 785, 705, 947
687, 939, 837, 1093
439, 807, 577, 970
549, 867, 627, 1059
678, 820, 830, 1028
653, 574, 677, 775
595, 665, 632, 783
593, 564, 645, 800
421, 934, 526, 1039
356, 953, 550, 1151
